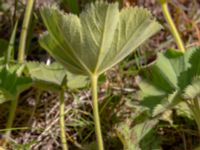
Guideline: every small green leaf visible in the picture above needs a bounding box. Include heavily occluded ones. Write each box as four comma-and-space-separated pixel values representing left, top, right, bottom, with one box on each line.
116, 118, 159, 150
0, 67, 32, 100
25, 62, 88, 91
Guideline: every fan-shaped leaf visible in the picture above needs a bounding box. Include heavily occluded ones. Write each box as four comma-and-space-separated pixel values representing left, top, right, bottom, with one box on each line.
39, 2, 161, 76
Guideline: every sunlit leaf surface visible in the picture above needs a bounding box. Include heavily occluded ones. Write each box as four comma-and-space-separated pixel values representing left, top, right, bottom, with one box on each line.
40, 2, 161, 76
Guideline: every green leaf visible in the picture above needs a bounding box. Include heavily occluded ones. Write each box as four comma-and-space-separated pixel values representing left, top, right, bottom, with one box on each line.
25, 62, 88, 91
139, 51, 182, 115
116, 119, 159, 150
152, 90, 180, 116
39, 2, 161, 76
183, 77, 200, 100
188, 46, 200, 77
139, 46, 200, 116
0, 67, 32, 100
67, 70, 88, 89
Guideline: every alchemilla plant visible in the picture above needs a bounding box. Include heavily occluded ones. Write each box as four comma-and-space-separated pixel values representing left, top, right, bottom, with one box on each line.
2, 0, 200, 149
39, 1, 161, 150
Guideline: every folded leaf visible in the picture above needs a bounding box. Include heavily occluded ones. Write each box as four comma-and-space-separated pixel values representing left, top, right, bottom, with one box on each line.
116, 118, 159, 150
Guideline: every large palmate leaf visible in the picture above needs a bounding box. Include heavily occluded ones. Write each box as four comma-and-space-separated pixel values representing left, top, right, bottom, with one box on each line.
39, 1, 161, 76
0, 67, 32, 100
25, 62, 88, 91
139, 46, 200, 116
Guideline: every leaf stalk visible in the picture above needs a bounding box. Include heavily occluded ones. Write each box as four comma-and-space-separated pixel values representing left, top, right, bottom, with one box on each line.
160, 0, 185, 53
4, 0, 35, 147
3, 97, 18, 147
59, 87, 68, 150
18, 0, 34, 63
91, 75, 104, 150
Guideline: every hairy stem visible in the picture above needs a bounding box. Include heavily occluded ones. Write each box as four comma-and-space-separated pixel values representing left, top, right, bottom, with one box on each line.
18, 0, 34, 63
60, 87, 68, 150
3, 97, 18, 147
160, 0, 185, 53
3, 1, 35, 147
91, 75, 104, 150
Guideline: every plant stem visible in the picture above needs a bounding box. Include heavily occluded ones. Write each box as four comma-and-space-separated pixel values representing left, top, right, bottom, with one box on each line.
3, 1, 35, 147
91, 75, 104, 150
18, 0, 34, 63
13, 0, 19, 26
160, 0, 185, 53
3, 97, 18, 147
5, 20, 18, 67
60, 87, 68, 150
